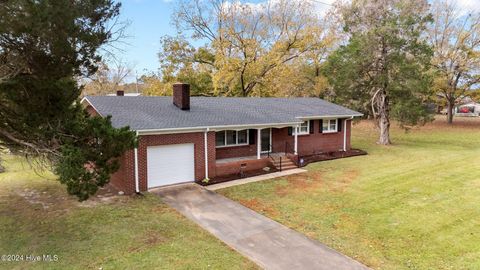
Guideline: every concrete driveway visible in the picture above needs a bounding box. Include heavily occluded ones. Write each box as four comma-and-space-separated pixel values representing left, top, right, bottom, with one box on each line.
152, 184, 369, 270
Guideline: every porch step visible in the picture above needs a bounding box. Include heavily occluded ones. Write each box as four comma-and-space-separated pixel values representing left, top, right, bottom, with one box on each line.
272, 156, 297, 171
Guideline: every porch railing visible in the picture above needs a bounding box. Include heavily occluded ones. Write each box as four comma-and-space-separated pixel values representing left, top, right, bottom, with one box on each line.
285, 142, 301, 168
266, 144, 284, 171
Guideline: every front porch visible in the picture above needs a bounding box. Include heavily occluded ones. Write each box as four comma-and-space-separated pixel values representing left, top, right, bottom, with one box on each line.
205, 118, 352, 184
211, 125, 302, 183
211, 151, 299, 186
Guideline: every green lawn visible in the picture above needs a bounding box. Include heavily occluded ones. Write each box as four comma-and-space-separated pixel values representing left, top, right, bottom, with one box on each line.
219, 117, 480, 270
0, 155, 257, 270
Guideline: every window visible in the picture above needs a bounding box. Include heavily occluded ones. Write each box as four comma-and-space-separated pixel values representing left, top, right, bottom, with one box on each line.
215, 130, 249, 147
215, 132, 225, 146
226, 130, 236, 145
295, 121, 309, 135
322, 119, 338, 133
237, 130, 248, 144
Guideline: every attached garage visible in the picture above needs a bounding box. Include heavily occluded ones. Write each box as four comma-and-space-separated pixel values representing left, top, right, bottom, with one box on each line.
146, 143, 195, 188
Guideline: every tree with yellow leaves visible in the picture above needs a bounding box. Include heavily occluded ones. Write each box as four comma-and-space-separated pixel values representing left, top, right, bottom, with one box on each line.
428, 0, 480, 124
173, 0, 326, 97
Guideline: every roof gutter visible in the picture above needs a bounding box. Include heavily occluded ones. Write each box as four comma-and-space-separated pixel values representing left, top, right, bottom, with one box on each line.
135, 115, 362, 135
296, 114, 363, 120
136, 121, 304, 135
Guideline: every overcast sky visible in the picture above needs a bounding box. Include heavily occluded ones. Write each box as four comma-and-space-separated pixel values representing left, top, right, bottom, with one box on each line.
115, 0, 479, 82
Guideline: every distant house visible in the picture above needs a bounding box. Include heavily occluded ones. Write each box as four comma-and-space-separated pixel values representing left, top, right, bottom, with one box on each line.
106, 91, 141, 97
82, 83, 362, 194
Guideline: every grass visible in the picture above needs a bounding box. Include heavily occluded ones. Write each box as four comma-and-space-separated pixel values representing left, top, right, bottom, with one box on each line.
0, 155, 257, 270
219, 116, 480, 270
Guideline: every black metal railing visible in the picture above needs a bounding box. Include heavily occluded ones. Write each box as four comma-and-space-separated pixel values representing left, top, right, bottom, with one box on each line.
267, 143, 272, 158
266, 144, 284, 171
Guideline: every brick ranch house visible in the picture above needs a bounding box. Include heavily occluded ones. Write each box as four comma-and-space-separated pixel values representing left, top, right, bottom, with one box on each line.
82, 83, 362, 194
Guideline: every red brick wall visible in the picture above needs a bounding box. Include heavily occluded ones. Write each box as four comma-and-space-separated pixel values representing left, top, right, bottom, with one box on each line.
216, 144, 258, 159
137, 132, 216, 191
110, 120, 352, 194
214, 120, 352, 160
110, 132, 217, 194
109, 149, 135, 194
85, 105, 99, 116
215, 158, 272, 177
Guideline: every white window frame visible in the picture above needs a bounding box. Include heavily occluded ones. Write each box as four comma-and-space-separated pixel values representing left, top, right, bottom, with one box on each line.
215, 130, 249, 148
294, 121, 310, 135
322, 119, 338, 133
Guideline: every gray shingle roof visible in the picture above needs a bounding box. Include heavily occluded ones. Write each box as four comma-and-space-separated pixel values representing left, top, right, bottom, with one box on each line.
83, 96, 362, 131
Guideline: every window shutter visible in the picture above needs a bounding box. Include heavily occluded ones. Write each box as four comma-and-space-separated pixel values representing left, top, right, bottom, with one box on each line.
338, 119, 342, 132
319, 119, 323, 133
249, 129, 255, 145
309, 120, 314, 134
287, 127, 293, 136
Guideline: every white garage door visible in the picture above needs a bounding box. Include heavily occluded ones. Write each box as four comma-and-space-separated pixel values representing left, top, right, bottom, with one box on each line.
147, 144, 195, 188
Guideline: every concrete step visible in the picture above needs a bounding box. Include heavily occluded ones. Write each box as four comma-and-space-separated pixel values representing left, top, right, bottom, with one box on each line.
274, 162, 296, 168
272, 157, 297, 171
273, 159, 295, 164
278, 165, 298, 171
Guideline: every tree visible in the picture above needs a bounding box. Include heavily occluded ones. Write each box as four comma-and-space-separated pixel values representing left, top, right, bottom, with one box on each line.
324, 0, 434, 145
141, 73, 168, 96
82, 59, 134, 96
0, 0, 136, 200
173, 0, 323, 97
156, 36, 215, 96
428, 0, 480, 124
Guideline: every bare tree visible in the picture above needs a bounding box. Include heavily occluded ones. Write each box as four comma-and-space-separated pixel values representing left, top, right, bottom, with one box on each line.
82, 59, 134, 96
428, 0, 480, 124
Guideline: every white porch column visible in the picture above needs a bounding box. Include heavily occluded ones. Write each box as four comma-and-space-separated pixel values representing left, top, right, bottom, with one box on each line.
257, 128, 262, 159
134, 131, 139, 193
343, 119, 347, 151
294, 125, 298, 155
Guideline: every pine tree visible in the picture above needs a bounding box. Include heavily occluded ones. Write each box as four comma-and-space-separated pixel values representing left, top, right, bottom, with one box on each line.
324, 0, 434, 144
0, 0, 136, 200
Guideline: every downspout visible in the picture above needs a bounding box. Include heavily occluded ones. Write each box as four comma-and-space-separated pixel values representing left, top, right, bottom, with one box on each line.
204, 128, 209, 180
134, 131, 140, 193
343, 117, 354, 151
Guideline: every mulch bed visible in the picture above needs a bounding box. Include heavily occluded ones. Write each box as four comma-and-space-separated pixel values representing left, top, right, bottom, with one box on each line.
199, 166, 278, 186
299, 149, 367, 166
199, 149, 366, 186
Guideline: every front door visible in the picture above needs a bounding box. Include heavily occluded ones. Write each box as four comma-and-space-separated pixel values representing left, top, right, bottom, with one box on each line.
261, 128, 271, 153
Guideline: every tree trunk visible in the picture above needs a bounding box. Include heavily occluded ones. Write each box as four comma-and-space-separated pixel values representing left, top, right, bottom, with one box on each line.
376, 92, 391, 145
378, 109, 391, 145
446, 99, 454, 124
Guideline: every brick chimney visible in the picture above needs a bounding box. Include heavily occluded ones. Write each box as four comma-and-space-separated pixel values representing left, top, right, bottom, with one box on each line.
173, 83, 190, 110
116, 90, 124, 96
